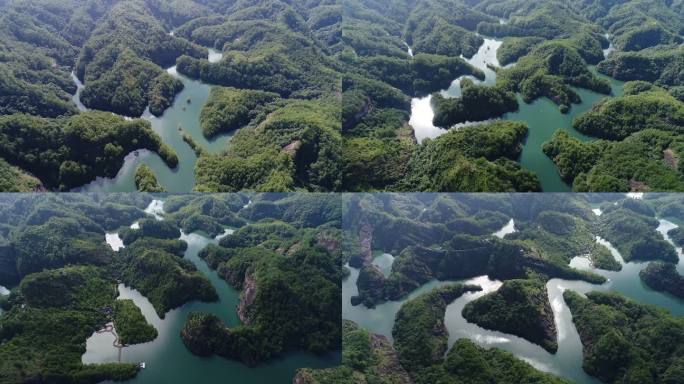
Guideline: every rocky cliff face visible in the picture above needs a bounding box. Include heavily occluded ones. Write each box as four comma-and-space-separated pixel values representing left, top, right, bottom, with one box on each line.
349, 223, 374, 268
369, 333, 413, 384
237, 271, 257, 325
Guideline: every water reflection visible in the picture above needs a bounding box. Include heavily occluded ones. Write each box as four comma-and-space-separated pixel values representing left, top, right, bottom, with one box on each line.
343, 217, 684, 383
493, 218, 516, 238
410, 38, 502, 143
372, 253, 395, 277
74, 48, 232, 192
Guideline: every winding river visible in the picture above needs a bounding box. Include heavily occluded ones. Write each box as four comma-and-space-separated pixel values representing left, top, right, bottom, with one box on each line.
408, 36, 625, 192
92, 199, 339, 383
343, 213, 684, 383
75, 49, 233, 193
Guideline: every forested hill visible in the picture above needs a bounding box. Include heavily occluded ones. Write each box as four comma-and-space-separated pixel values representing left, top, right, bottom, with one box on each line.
180, 0, 344, 192
340, 0, 684, 192
0, 0, 343, 192
0, 193, 343, 383
1, 0, 683, 192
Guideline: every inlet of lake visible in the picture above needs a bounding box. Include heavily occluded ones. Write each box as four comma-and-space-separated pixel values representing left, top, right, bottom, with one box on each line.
408, 36, 624, 192
75, 49, 233, 193
89, 200, 339, 383
343, 211, 684, 383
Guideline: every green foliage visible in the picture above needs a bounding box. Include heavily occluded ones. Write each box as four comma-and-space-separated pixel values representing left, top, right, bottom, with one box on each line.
195, 97, 341, 192
184, 236, 341, 364
431, 84, 518, 127
509, 210, 595, 266
590, 242, 622, 271
76, 0, 206, 117
565, 290, 684, 384
199, 87, 279, 138
393, 284, 482, 373
401, 121, 541, 192
573, 88, 684, 140
415, 338, 570, 384
498, 42, 610, 112
462, 278, 558, 353
175, 5, 340, 99
119, 218, 180, 245
134, 164, 165, 192
165, 194, 247, 236
639, 261, 684, 299
180, 194, 342, 364
0, 307, 139, 384
668, 226, 684, 247
497, 37, 544, 66
0, 0, 106, 118
0, 158, 42, 192
544, 129, 684, 192
113, 299, 158, 345
598, 46, 684, 88
113, 239, 218, 317
0, 264, 138, 383
80, 49, 184, 117
11, 216, 113, 279
19, 266, 116, 311
598, 204, 678, 263
0, 111, 177, 190
404, 0, 494, 58
357, 53, 484, 97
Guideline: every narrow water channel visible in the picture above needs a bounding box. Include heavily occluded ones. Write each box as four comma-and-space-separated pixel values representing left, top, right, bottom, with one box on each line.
408, 36, 625, 191
75, 49, 233, 193
343, 216, 684, 383
87, 199, 338, 383
410, 37, 501, 143
0, 285, 8, 316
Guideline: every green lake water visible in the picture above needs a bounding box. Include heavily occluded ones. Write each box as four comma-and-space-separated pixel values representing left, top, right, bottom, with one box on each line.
343, 213, 684, 383
86, 200, 339, 383
408, 37, 626, 191
75, 49, 233, 193
509, 68, 624, 191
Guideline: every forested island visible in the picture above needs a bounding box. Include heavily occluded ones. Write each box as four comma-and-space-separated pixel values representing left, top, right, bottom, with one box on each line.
0, 193, 342, 383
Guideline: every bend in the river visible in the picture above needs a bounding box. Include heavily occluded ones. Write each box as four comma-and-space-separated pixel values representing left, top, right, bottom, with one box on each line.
74, 49, 234, 193
343, 217, 684, 383
408, 36, 625, 192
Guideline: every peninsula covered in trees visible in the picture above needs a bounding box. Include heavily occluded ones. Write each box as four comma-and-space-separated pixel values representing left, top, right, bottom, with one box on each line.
321, 193, 684, 384
1, 0, 683, 192
0, 193, 342, 383
0, 0, 342, 192
339, 0, 684, 192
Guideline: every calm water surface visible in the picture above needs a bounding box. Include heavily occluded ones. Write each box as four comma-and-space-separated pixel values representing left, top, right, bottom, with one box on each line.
343, 217, 684, 383
86, 199, 339, 383
75, 49, 233, 192
408, 36, 625, 191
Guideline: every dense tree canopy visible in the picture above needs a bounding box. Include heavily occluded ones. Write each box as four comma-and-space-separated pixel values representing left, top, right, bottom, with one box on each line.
0, 111, 177, 191
566, 290, 684, 384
